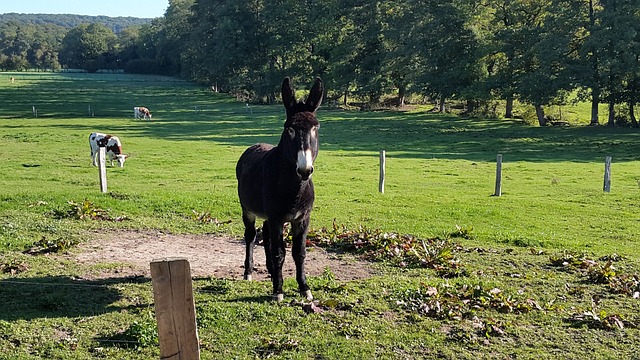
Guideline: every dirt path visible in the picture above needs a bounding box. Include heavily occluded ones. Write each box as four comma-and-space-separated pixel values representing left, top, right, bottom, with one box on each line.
75, 230, 376, 281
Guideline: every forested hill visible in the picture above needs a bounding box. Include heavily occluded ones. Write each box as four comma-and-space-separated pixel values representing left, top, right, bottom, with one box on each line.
0, 13, 152, 33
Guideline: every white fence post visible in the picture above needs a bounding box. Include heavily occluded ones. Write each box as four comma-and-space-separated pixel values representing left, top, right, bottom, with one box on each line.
603, 156, 612, 192
98, 147, 107, 193
494, 154, 503, 196
379, 150, 386, 194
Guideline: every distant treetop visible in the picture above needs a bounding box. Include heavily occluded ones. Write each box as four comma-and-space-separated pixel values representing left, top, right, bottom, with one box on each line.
0, 13, 152, 33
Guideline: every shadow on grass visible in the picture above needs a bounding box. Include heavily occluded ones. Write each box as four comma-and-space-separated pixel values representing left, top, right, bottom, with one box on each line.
0, 275, 150, 321
3, 74, 640, 163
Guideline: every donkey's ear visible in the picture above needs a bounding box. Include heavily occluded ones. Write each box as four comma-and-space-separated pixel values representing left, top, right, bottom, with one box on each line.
281, 77, 296, 111
305, 77, 323, 112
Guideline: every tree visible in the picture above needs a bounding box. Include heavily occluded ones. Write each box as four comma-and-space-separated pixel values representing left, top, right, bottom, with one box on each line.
484, 0, 551, 118
155, 0, 195, 76
59, 23, 117, 72
408, 0, 481, 112
596, 0, 640, 126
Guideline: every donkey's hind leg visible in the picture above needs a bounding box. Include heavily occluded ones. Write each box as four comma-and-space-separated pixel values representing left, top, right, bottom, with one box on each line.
268, 222, 287, 302
291, 218, 313, 301
242, 212, 257, 281
262, 220, 274, 277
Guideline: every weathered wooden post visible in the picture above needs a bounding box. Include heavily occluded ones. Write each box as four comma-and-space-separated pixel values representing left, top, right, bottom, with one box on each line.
150, 258, 200, 360
603, 156, 612, 193
494, 154, 503, 196
379, 150, 386, 194
98, 147, 107, 193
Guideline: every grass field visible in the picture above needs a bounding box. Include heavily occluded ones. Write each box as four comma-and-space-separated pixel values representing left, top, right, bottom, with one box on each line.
0, 72, 639, 359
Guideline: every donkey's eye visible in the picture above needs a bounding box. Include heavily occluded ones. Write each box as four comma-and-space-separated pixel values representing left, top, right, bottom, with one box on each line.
287, 128, 296, 137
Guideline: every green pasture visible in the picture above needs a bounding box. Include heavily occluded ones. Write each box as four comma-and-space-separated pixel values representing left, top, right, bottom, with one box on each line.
0, 72, 639, 359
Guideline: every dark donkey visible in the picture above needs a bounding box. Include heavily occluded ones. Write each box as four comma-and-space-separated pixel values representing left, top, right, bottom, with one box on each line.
236, 77, 323, 302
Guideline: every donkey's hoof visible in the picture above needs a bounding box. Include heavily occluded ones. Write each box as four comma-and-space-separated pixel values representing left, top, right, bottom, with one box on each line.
273, 293, 284, 302
243, 275, 252, 281
304, 290, 313, 301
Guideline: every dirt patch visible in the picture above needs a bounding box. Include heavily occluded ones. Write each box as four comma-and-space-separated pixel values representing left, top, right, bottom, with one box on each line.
75, 230, 376, 281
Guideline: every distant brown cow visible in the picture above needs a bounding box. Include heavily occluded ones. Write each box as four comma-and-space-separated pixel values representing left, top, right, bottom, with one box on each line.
134, 106, 152, 120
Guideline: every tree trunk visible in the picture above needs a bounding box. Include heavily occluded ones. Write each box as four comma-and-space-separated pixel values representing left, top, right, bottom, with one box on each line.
466, 100, 476, 113
439, 96, 446, 112
588, 0, 600, 126
590, 91, 600, 125
607, 101, 615, 126
505, 95, 514, 118
343, 90, 348, 106
630, 101, 638, 128
397, 85, 406, 108
535, 104, 546, 126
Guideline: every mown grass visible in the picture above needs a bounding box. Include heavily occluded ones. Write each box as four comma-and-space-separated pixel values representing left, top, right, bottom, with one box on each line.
0, 72, 639, 359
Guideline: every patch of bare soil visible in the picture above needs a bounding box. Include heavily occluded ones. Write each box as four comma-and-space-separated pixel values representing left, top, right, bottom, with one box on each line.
75, 230, 376, 281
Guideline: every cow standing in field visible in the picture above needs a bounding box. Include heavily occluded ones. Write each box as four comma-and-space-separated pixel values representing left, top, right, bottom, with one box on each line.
134, 107, 152, 120
89, 132, 128, 167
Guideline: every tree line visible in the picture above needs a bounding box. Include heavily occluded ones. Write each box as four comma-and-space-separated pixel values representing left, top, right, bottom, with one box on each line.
0, 13, 151, 32
1, 0, 639, 126
167, 0, 640, 126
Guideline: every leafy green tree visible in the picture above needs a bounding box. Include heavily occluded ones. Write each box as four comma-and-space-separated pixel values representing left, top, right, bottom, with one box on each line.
154, 0, 195, 76
408, 0, 481, 112
595, 0, 640, 126
182, 0, 265, 96
484, 0, 551, 118
59, 23, 117, 72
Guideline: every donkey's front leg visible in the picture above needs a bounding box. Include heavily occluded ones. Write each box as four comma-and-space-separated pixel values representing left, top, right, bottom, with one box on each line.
269, 221, 286, 302
242, 212, 257, 281
291, 218, 312, 301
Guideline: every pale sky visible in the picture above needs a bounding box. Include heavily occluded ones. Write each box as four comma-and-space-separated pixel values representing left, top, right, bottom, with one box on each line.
0, 0, 169, 18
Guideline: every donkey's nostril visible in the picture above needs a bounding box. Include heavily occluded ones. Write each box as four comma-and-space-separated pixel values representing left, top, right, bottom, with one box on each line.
297, 166, 314, 180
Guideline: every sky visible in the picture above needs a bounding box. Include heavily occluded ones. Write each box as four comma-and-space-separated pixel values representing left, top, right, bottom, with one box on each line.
0, 0, 169, 18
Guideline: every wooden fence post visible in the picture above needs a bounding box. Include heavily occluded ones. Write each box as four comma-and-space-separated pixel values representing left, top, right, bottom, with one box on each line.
98, 147, 107, 193
150, 258, 200, 360
494, 154, 503, 196
603, 156, 612, 193
379, 150, 386, 194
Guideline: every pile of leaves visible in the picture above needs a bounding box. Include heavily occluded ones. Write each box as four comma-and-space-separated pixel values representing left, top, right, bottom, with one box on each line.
189, 210, 232, 226
255, 336, 299, 358
550, 250, 639, 298
567, 303, 630, 330
0, 259, 29, 274
307, 221, 466, 277
50, 199, 127, 221
395, 282, 542, 321
24, 236, 79, 254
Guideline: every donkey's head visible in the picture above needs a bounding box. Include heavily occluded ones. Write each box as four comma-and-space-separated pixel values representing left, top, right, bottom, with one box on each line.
280, 77, 323, 181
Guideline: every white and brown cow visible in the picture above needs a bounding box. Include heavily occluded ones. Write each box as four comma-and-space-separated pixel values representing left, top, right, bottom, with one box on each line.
134, 106, 152, 120
89, 132, 128, 167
